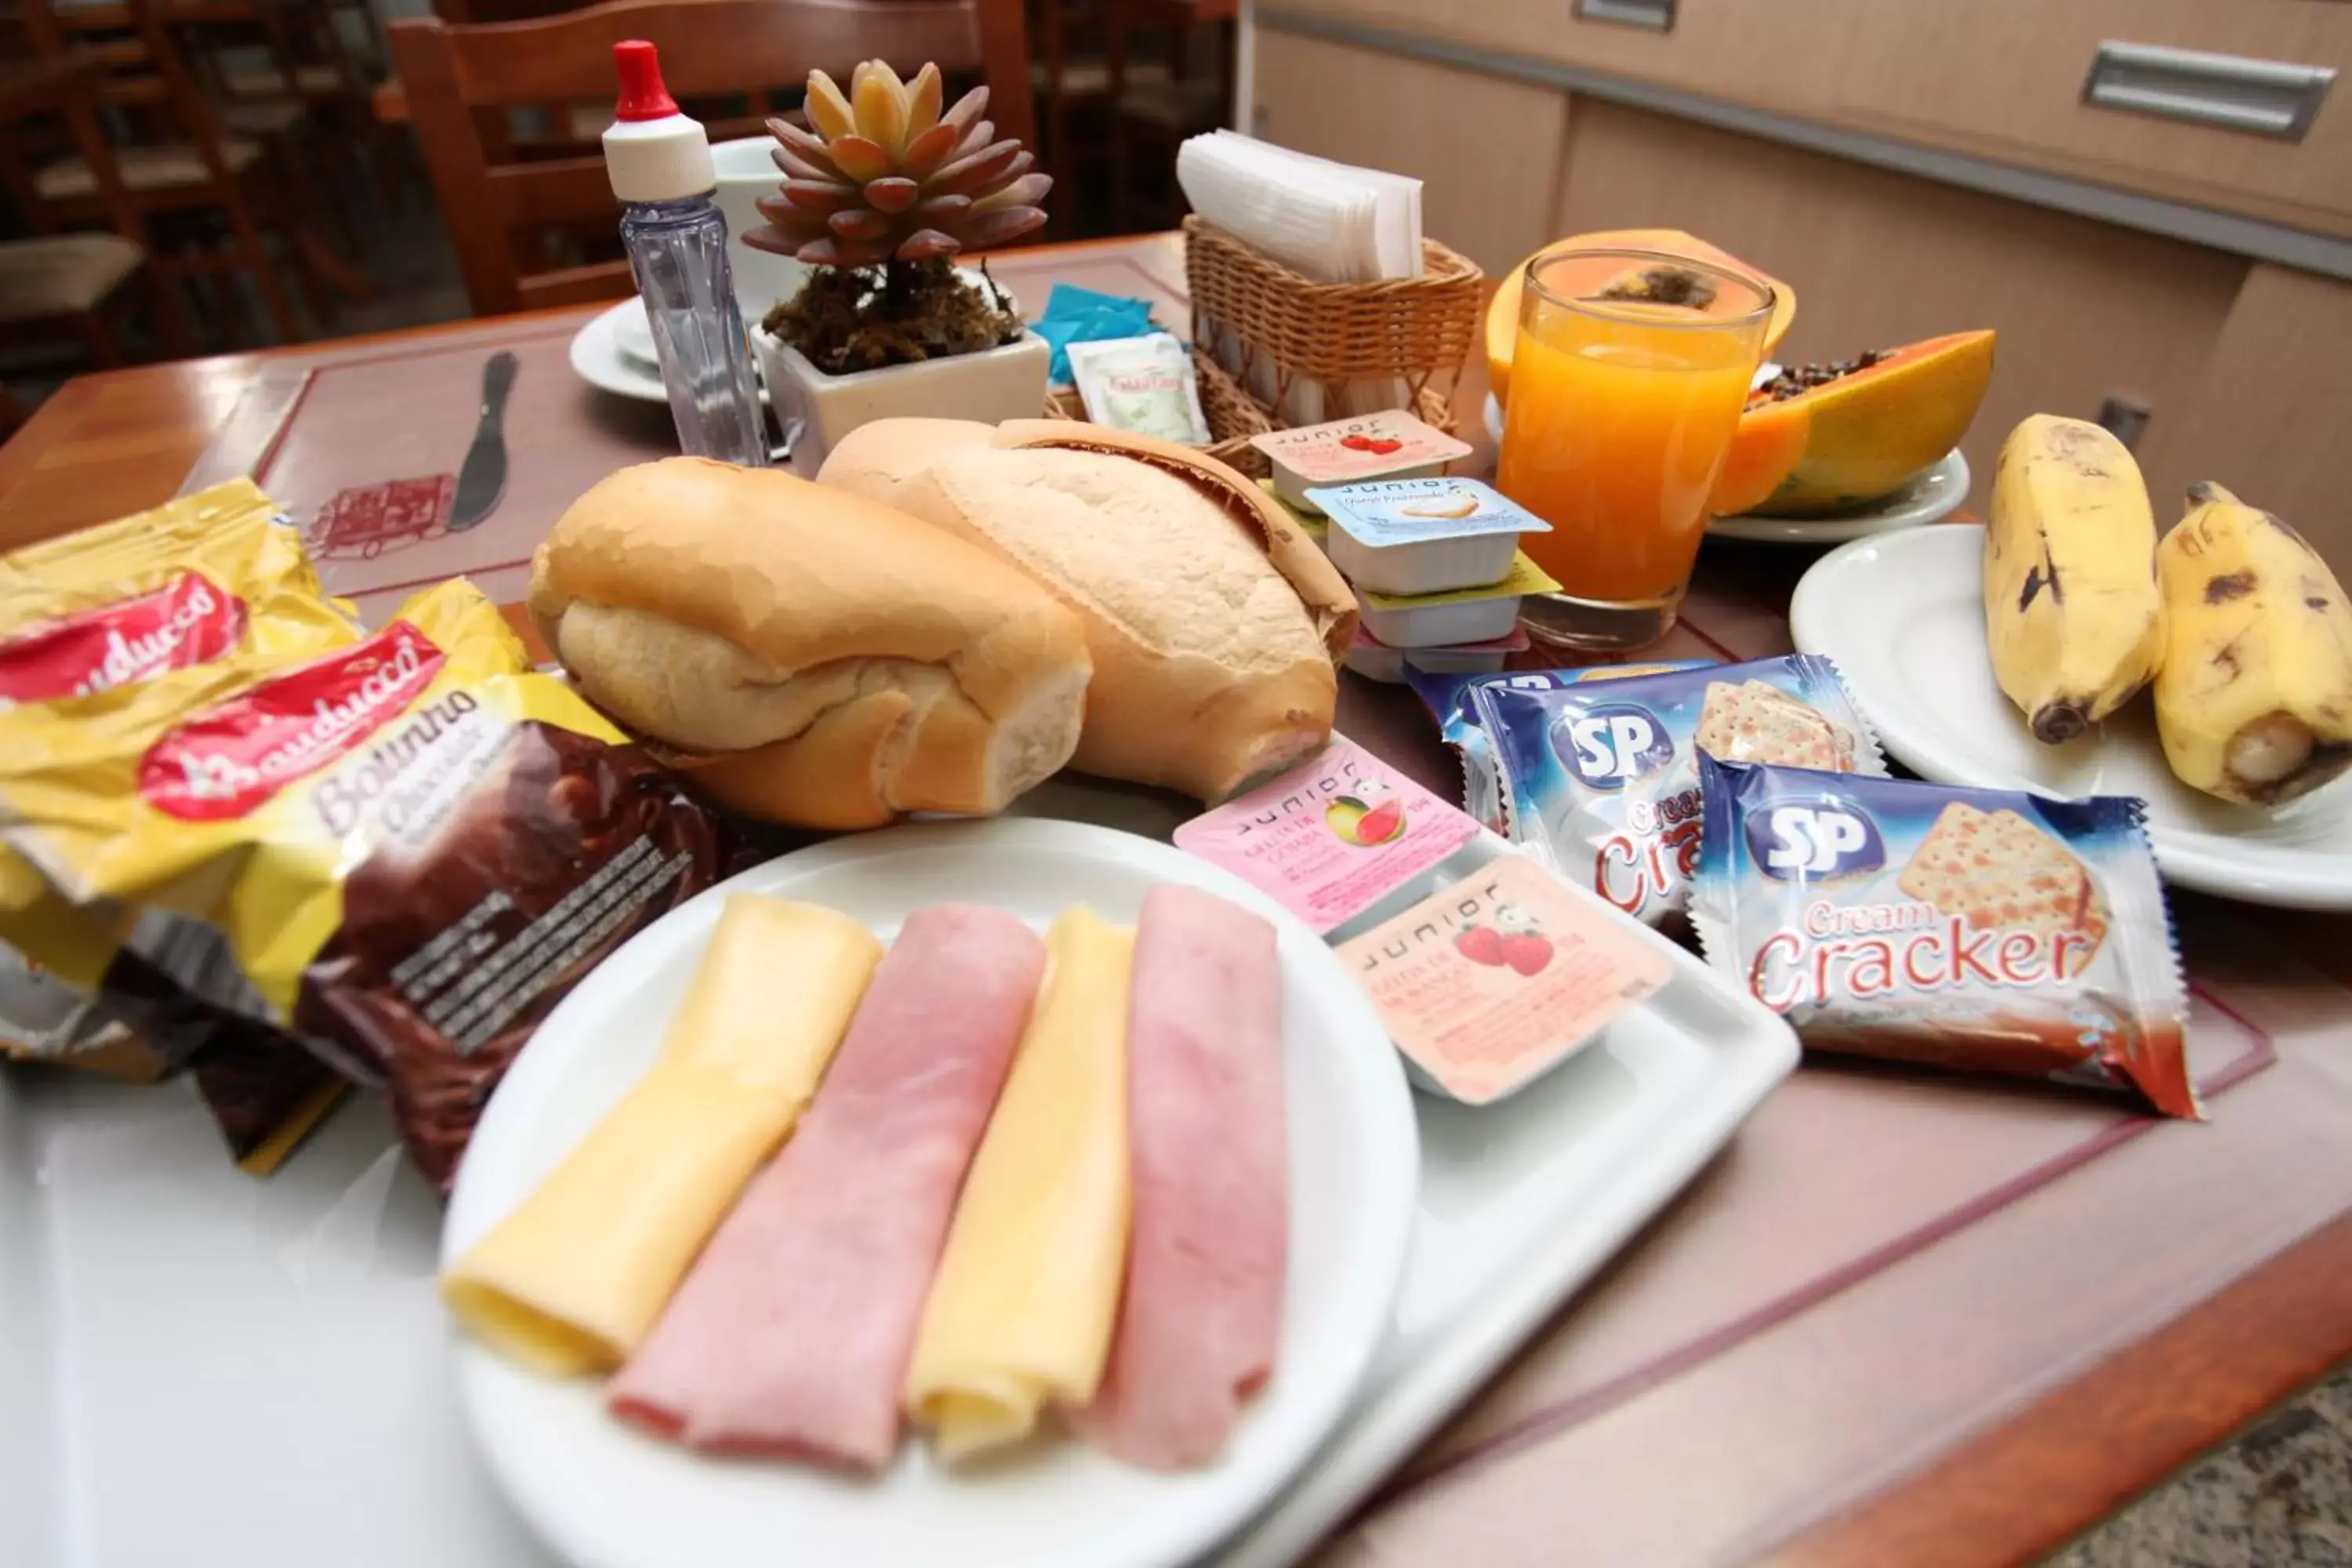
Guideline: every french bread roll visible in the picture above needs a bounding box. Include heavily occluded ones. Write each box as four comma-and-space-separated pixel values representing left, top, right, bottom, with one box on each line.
531, 458, 1091, 829
817, 419, 1357, 800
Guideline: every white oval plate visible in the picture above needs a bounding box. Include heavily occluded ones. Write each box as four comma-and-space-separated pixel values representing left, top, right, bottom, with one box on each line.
443, 817, 1420, 1568
1790, 522, 2352, 909
1708, 448, 1970, 545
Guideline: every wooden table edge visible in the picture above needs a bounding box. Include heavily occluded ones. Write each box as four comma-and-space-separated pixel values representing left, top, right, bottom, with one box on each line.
1764, 1206, 2352, 1566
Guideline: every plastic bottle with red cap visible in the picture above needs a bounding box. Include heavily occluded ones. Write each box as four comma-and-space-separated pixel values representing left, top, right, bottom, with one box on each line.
603, 39, 766, 466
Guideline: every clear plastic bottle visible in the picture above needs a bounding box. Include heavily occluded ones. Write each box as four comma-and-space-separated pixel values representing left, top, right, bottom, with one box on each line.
604, 41, 765, 467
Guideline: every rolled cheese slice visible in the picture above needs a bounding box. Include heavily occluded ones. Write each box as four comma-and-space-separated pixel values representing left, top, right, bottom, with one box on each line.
906, 906, 1134, 1460
441, 895, 881, 1375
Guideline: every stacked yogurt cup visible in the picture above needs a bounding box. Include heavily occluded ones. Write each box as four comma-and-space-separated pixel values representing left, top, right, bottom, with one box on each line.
1247, 412, 1554, 684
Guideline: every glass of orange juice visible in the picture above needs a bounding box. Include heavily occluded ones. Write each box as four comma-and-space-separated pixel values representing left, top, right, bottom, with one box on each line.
1496, 247, 1776, 650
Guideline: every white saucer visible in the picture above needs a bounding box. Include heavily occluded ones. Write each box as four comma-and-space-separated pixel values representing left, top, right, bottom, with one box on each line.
569, 298, 769, 406
1708, 448, 1971, 544
612, 297, 658, 368
1790, 521, 2352, 909
569, 298, 671, 403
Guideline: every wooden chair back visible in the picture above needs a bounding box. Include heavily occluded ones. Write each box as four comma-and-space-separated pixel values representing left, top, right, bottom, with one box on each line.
390, 0, 1038, 317
25, 0, 307, 336
23, 0, 257, 197
431, 0, 596, 23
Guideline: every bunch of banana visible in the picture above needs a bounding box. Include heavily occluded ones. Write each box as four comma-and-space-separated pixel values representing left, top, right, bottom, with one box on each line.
2154, 483, 2352, 804
1984, 415, 2164, 742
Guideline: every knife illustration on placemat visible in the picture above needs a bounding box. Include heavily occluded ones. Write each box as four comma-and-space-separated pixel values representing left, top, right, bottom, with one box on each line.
449, 350, 518, 530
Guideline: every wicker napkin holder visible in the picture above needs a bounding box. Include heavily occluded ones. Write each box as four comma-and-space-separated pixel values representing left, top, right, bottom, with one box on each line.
1047, 216, 1484, 479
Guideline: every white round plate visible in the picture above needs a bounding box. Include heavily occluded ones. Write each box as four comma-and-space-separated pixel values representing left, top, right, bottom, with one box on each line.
569, 298, 771, 406
568, 298, 670, 403
443, 817, 1420, 1568
1790, 522, 2352, 909
612, 296, 658, 367
1708, 448, 1969, 544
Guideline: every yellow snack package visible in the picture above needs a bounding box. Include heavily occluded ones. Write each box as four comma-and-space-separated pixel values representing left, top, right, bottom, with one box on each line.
0, 482, 361, 1164
0, 578, 733, 1189
0, 478, 354, 699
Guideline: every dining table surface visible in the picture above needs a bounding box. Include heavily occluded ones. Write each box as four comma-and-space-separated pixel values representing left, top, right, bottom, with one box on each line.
2, 230, 2350, 1568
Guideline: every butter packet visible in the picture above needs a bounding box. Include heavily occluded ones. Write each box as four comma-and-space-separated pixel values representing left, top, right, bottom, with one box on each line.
1308, 477, 1552, 598
1306, 477, 1546, 547
1338, 854, 1669, 1103
1250, 409, 1471, 511
1255, 478, 1328, 545
1067, 332, 1212, 447
1174, 739, 1480, 934
1356, 550, 1561, 649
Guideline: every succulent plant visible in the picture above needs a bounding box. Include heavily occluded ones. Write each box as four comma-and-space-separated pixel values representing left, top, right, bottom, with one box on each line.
746, 61, 1051, 268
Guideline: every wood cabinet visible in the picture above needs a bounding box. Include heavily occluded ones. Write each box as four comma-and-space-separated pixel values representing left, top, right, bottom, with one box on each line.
1835, 0, 2352, 235
1258, 0, 2352, 235
1249, 24, 2352, 567
2138, 263, 2352, 536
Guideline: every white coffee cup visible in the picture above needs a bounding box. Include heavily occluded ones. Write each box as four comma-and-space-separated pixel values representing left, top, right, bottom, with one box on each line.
713, 136, 808, 322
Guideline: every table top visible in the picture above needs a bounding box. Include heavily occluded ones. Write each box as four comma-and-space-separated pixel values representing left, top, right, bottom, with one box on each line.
2, 232, 2349, 1568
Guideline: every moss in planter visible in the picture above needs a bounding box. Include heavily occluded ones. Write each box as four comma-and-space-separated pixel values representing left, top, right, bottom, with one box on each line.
761, 258, 1022, 376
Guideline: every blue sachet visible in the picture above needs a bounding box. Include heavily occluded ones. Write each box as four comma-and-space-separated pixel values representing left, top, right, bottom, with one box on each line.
1035, 284, 1160, 385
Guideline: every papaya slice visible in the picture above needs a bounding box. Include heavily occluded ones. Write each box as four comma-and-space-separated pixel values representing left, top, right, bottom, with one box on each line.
1749, 329, 1995, 516
1486, 229, 1796, 405
1705, 397, 1811, 517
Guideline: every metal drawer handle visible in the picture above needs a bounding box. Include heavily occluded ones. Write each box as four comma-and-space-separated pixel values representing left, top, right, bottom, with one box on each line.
1575, 0, 1674, 34
2085, 42, 2334, 142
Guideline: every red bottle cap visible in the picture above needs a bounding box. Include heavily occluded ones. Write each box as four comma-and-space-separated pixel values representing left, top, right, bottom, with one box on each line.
612, 40, 681, 122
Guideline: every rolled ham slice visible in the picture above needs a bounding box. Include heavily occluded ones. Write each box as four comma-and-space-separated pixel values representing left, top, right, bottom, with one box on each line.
441, 896, 881, 1376
1079, 882, 1288, 1469
608, 904, 1045, 1469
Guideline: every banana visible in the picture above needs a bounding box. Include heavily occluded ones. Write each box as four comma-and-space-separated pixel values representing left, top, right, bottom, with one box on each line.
1983, 415, 2165, 743
2154, 482, 2352, 804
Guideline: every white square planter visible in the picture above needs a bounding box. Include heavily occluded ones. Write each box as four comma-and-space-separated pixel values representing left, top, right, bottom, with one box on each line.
753, 325, 1051, 468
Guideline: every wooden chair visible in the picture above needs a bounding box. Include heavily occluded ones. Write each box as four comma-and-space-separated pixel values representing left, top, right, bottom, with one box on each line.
13, 0, 346, 343
0, 42, 191, 397
1029, 0, 1168, 237
0, 232, 170, 364
201, 0, 398, 224
389, 0, 1040, 317
1105, 0, 1232, 231
1029, 0, 1229, 236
